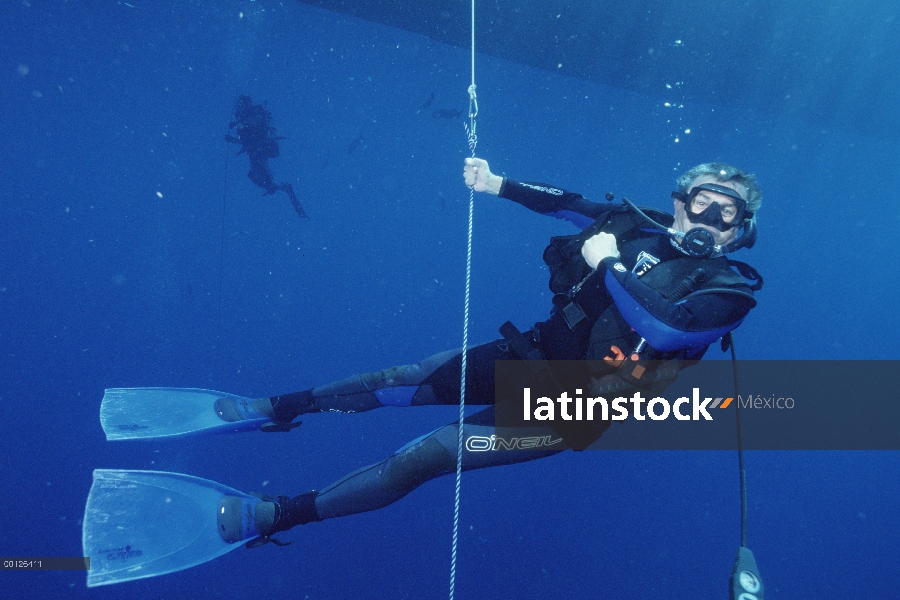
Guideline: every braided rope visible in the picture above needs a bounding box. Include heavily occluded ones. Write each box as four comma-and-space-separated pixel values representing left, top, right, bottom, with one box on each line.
449, 3, 478, 598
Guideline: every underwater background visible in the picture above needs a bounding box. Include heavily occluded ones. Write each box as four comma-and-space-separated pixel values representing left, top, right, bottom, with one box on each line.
2, 0, 898, 598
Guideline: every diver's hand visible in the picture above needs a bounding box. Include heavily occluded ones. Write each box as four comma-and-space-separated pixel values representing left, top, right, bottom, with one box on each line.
581, 232, 620, 269
464, 157, 503, 195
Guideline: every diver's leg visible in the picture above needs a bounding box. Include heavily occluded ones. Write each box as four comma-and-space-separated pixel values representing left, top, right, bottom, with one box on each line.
279, 182, 309, 218
215, 340, 511, 427
309, 339, 507, 411
315, 408, 567, 520
248, 160, 277, 194
228, 408, 569, 539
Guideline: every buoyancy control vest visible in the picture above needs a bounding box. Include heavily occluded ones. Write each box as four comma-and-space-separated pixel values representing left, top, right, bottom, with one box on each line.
542, 204, 760, 363
497, 204, 762, 449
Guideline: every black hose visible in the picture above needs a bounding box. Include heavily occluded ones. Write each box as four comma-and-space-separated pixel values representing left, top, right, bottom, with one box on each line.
728, 332, 747, 547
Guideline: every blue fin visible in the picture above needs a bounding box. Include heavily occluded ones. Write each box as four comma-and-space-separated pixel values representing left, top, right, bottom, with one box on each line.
100, 388, 271, 440
82, 470, 261, 587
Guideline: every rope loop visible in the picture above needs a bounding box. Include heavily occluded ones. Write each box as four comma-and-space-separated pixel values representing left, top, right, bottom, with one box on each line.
465, 121, 478, 157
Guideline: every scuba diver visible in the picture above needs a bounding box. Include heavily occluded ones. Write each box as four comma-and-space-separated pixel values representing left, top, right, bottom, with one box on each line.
226, 95, 308, 218
85, 157, 763, 586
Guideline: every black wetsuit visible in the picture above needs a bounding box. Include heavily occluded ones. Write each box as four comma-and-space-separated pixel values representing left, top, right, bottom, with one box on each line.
270, 178, 757, 526
226, 95, 308, 218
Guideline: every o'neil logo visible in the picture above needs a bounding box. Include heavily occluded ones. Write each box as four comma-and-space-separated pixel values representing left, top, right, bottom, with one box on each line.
466, 434, 563, 452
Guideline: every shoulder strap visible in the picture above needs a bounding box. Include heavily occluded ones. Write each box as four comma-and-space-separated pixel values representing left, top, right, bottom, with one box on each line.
542, 205, 634, 294
561, 204, 632, 252
543, 204, 673, 295
726, 259, 763, 291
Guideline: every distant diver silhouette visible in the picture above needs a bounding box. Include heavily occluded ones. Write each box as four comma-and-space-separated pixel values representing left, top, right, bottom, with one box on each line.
226, 95, 308, 218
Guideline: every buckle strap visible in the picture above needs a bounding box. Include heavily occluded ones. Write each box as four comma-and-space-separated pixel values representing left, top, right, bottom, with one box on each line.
498, 321, 559, 387
560, 301, 587, 329
589, 361, 683, 395
499, 321, 541, 361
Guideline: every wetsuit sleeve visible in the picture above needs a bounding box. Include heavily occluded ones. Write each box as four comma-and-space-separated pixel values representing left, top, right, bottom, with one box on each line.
499, 178, 615, 230
593, 257, 755, 352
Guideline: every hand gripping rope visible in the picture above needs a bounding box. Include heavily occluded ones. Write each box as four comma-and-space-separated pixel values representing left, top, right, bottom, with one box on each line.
449, 1, 478, 599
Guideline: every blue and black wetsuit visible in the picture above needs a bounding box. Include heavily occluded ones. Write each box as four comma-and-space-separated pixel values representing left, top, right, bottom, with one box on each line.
265, 179, 757, 526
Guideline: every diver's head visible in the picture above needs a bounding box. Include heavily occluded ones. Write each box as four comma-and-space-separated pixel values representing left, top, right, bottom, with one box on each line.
672, 163, 762, 254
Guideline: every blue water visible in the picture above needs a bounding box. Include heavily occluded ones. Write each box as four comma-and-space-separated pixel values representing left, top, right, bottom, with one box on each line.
2, 1, 898, 598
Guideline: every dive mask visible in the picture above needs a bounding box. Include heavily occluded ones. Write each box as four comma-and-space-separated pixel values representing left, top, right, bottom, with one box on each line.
618, 182, 757, 258
672, 183, 747, 232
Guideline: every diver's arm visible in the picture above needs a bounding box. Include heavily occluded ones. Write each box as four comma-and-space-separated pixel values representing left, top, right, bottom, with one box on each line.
500, 179, 617, 230
463, 157, 614, 229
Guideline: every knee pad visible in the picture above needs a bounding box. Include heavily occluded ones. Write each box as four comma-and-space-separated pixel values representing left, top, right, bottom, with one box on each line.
359, 364, 411, 389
